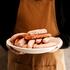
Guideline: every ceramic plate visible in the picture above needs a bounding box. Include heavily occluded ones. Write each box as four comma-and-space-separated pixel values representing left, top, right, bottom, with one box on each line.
6, 36, 63, 54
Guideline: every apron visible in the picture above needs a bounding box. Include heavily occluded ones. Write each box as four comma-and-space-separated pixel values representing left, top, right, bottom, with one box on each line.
14, 0, 60, 36
8, 0, 66, 70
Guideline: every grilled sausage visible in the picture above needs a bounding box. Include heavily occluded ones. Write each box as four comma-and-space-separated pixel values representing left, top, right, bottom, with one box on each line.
27, 29, 47, 34
15, 38, 26, 47
24, 33, 51, 40
33, 42, 57, 48
35, 38, 42, 44
28, 40, 35, 48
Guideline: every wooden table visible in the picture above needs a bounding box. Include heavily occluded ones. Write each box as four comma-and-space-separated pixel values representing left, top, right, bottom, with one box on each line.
8, 49, 66, 70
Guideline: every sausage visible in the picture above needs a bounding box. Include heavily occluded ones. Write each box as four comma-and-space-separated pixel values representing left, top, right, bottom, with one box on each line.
28, 40, 35, 48
14, 38, 19, 46
35, 38, 42, 44
24, 33, 52, 40
15, 38, 26, 47
10, 33, 27, 43
42, 37, 50, 43
33, 42, 57, 48
27, 29, 47, 34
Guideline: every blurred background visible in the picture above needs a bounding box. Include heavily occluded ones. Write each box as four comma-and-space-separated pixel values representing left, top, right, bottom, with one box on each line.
0, 0, 70, 70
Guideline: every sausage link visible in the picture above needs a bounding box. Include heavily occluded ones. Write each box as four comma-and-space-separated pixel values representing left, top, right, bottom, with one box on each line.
27, 29, 47, 34
15, 38, 26, 47
36, 39, 42, 44
28, 40, 35, 48
24, 33, 52, 40
33, 42, 56, 48
42, 37, 50, 43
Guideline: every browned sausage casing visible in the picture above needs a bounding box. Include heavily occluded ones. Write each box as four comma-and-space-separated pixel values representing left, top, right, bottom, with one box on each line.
24, 33, 51, 40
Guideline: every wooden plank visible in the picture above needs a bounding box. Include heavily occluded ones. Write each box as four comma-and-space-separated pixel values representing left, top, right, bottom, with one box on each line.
8, 49, 66, 70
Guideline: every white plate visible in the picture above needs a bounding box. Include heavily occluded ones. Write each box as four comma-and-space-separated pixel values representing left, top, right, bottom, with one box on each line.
6, 37, 63, 54
6, 33, 63, 54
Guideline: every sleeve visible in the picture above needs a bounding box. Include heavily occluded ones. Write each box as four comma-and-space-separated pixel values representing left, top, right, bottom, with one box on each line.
0, 0, 19, 50
55, 0, 70, 49
58, 32, 70, 49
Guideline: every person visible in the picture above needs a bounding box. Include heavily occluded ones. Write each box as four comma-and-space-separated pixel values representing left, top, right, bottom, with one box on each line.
0, 0, 19, 50
0, 0, 70, 70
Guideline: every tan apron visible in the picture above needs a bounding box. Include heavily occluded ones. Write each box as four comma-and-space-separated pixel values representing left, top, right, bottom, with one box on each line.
8, 0, 66, 70
14, 0, 60, 36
